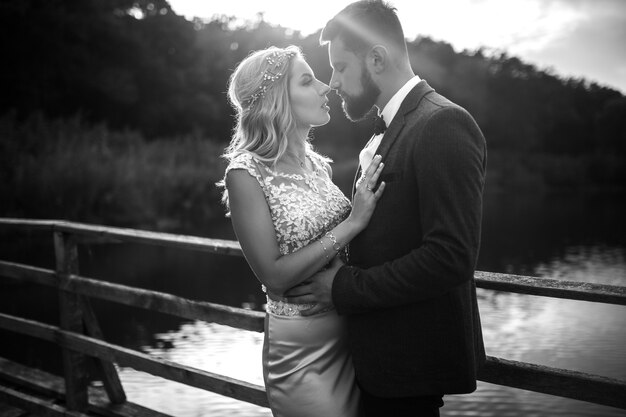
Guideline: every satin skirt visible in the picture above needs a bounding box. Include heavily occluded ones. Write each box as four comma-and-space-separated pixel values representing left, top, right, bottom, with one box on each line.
263, 308, 360, 417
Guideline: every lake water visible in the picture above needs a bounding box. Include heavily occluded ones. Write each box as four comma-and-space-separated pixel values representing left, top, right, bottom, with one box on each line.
1, 191, 625, 416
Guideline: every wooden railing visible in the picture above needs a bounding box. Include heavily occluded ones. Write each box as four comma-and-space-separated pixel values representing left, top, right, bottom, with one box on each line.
0, 218, 625, 416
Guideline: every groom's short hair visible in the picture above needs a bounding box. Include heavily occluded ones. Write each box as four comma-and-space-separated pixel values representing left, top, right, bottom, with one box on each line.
320, 0, 407, 56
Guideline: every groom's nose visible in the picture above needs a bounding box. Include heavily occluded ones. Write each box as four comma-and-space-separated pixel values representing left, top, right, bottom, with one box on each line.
329, 74, 340, 90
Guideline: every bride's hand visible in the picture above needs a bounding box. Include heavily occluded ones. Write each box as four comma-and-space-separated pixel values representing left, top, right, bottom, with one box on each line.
348, 155, 386, 231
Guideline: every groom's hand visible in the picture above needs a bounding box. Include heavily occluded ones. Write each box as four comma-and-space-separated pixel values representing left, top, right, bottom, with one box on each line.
284, 257, 343, 316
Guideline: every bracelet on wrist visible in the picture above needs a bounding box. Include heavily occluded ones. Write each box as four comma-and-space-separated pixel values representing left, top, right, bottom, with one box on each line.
325, 231, 342, 252
318, 238, 330, 260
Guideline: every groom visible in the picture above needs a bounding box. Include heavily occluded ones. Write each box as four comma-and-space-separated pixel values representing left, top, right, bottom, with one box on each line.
286, 1, 487, 416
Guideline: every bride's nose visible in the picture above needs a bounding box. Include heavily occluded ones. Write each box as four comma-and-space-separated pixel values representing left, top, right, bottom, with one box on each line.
320, 83, 331, 95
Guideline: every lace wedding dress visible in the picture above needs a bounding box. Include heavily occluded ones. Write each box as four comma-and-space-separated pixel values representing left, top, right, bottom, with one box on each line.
225, 151, 360, 417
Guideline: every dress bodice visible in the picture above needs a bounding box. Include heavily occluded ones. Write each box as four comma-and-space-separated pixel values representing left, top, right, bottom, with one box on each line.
224, 151, 351, 315
225, 152, 351, 256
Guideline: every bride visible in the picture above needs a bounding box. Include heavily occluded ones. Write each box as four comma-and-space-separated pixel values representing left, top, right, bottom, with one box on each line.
218, 45, 385, 416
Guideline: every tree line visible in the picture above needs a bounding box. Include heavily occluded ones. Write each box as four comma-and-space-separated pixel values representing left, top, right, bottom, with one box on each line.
2, 0, 625, 219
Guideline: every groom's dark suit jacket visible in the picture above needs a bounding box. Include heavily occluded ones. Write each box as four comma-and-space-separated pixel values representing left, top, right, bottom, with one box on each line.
333, 80, 487, 397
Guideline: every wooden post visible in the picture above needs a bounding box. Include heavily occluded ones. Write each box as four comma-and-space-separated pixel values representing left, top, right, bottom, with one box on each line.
54, 231, 89, 411
79, 296, 126, 404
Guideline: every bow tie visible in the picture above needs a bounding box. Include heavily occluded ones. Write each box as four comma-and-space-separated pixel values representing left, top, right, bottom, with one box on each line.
373, 114, 387, 135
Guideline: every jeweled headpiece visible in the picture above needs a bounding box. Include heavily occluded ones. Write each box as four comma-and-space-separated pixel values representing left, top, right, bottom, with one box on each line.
246, 50, 297, 107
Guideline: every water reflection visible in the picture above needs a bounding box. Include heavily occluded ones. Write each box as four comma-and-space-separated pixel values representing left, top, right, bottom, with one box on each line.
118, 290, 626, 417
479, 289, 626, 376
116, 240, 626, 416
534, 245, 626, 286
477, 191, 626, 277
119, 322, 271, 417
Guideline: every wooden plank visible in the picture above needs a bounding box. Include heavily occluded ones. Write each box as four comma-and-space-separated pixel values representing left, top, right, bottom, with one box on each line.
4, 255, 625, 310
0, 261, 265, 332
54, 232, 89, 411
0, 261, 55, 287
0, 218, 57, 231
0, 314, 270, 408
3, 311, 626, 410
0, 218, 243, 255
2, 224, 625, 305
0, 384, 91, 417
4, 312, 626, 410
480, 355, 626, 409
2, 218, 625, 304
0, 357, 173, 417
55, 222, 242, 256
0, 357, 65, 400
78, 296, 127, 404
475, 271, 626, 305
0, 402, 27, 417
87, 393, 171, 417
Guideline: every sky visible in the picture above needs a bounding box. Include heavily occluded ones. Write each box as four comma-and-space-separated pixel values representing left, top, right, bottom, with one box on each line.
167, 0, 626, 94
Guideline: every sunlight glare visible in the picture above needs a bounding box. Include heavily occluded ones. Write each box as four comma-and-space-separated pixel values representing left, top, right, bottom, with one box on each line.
170, 0, 585, 54
167, 0, 625, 92
396, 0, 584, 54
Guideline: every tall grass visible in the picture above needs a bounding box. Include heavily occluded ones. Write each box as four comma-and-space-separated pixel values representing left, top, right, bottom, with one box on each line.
1, 113, 622, 233
0, 112, 228, 232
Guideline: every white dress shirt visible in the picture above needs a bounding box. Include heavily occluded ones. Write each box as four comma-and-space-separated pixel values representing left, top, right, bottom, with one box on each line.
358, 75, 422, 172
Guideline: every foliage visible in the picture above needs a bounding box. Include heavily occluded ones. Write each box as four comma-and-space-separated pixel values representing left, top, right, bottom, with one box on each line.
0, 112, 225, 231
1, 1, 625, 227
3, 2, 624, 148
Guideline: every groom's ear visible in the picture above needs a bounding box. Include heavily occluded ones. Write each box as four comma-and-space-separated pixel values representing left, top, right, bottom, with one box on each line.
368, 45, 388, 74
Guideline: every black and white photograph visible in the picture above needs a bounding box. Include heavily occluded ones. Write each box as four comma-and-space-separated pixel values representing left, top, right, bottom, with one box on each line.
0, 1, 624, 416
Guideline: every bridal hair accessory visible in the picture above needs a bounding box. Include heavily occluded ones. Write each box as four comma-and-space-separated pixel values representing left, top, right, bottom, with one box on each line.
247, 50, 297, 107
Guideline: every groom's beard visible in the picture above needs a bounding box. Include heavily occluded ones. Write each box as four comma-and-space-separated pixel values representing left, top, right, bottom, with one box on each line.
340, 65, 380, 122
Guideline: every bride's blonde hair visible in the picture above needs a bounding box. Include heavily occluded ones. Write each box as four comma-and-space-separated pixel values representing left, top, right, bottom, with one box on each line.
222, 45, 313, 166
219, 45, 331, 209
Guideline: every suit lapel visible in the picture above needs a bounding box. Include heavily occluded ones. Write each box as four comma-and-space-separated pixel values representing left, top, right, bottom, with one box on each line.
350, 80, 435, 198
375, 80, 434, 162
